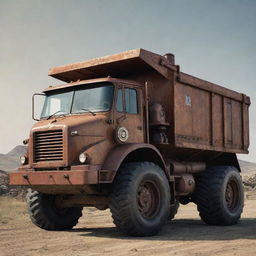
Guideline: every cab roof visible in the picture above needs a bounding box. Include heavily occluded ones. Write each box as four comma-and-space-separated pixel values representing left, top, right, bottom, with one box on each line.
43, 77, 143, 93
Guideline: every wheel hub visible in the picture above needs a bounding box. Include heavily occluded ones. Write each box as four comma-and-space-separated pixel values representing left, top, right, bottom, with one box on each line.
137, 181, 160, 219
225, 180, 239, 211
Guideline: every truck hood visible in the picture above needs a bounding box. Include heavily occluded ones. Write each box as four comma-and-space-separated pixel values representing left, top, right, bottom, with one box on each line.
29, 114, 110, 167
31, 114, 106, 132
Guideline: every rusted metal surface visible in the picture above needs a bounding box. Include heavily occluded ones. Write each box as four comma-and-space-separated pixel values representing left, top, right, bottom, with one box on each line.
44, 77, 143, 93
98, 170, 116, 183
174, 74, 250, 153
10, 48, 250, 200
9, 169, 98, 186
137, 180, 161, 219
149, 103, 169, 144
144, 82, 150, 143
149, 103, 169, 126
102, 143, 166, 174
48, 49, 172, 82
169, 161, 206, 174
27, 114, 110, 169
177, 73, 250, 103
56, 194, 108, 208
175, 174, 195, 195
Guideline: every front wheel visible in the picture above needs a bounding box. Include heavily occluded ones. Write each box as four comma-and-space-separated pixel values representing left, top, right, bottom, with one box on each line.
109, 162, 170, 236
26, 189, 83, 230
195, 166, 244, 225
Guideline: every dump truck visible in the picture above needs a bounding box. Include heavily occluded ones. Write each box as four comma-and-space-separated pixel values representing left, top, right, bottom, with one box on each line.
10, 49, 250, 236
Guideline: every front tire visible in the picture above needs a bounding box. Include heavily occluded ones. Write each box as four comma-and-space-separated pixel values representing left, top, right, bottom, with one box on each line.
195, 166, 244, 225
109, 162, 170, 236
26, 189, 83, 230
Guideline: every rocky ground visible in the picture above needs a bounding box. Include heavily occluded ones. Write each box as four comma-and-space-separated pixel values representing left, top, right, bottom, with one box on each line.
243, 175, 256, 199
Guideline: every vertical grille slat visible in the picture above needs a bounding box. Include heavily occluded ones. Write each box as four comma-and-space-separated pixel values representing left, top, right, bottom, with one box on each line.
34, 130, 64, 162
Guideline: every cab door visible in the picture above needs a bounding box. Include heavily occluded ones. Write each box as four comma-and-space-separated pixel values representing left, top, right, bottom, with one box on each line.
115, 85, 144, 143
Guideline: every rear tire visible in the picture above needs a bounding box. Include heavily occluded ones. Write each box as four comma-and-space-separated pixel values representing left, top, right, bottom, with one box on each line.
26, 189, 82, 230
109, 162, 170, 236
195, 166, 244, 225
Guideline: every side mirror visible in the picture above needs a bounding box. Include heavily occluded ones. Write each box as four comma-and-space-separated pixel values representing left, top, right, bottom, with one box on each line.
32, 93, 46, 121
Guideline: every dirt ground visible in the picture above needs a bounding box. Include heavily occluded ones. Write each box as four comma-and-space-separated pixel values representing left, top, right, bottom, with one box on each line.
0, 199, 256, 256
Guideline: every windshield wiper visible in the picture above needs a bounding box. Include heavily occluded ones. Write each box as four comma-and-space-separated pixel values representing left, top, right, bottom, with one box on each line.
81, 108, 96, 116
47, 110, 66, 120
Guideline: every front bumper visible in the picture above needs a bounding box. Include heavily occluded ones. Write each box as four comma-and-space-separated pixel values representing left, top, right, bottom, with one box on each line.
9, 165, 103, 186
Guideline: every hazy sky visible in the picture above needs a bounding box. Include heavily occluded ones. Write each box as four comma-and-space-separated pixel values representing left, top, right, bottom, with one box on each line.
0, 0, 255, 162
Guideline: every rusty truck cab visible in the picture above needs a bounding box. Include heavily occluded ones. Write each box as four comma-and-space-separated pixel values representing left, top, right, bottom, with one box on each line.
13, 77, 149, 194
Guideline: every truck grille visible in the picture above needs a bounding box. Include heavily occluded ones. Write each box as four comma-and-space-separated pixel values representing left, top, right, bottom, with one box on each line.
34, 130, 64, 162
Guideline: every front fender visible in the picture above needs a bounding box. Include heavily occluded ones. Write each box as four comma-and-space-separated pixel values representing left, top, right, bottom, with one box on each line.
102, 143, 167, 174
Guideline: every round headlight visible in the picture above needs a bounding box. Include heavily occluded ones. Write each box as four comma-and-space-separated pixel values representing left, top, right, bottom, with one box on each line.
20, 155, 27, 165
79, 153, 87, 164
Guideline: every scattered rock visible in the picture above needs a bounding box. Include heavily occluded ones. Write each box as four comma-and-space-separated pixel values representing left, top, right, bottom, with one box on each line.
0, 170, 27, 198
243, 174, 256, 189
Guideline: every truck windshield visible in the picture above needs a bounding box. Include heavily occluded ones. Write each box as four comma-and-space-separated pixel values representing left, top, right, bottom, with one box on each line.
40, 82, 114, 119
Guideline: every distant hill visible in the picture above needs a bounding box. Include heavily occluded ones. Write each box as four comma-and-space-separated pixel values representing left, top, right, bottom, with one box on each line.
0, 146, 27, 172
7, 145, 27, 157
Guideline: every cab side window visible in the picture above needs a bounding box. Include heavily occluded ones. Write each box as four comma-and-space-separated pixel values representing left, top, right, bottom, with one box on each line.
125, 88, 138, 114
116, 89, 124, 112
116, 88, 138, 114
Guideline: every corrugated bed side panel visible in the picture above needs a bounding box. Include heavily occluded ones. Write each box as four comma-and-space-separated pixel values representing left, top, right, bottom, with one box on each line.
173, 81, 249, 153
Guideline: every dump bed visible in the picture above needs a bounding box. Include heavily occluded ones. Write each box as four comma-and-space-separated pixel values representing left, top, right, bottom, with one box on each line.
174, 72, 250, 153
48, 48, 250, 154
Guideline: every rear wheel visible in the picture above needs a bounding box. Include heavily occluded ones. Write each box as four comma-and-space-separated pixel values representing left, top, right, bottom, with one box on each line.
195, 166, 244, 225
26, 189, 82, 230
109, 162, 170, 236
